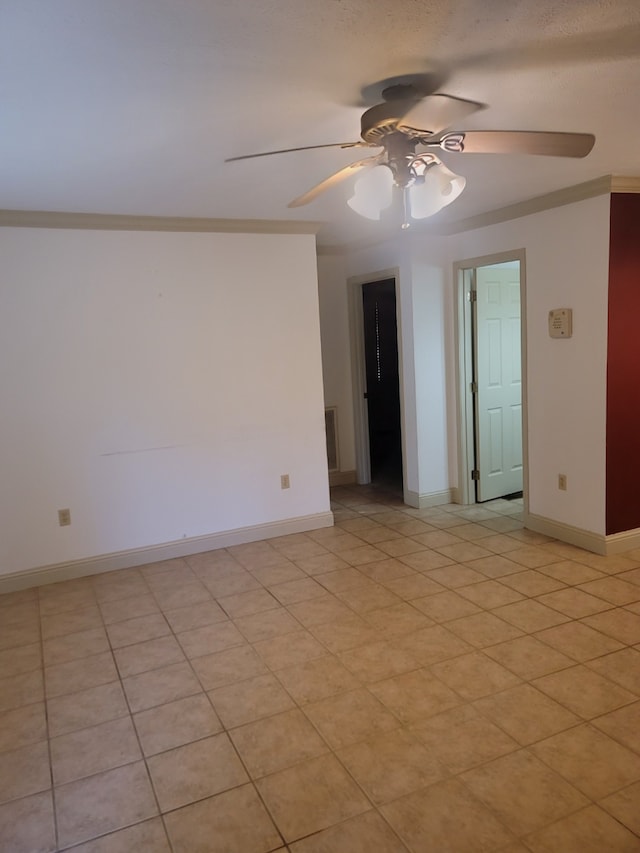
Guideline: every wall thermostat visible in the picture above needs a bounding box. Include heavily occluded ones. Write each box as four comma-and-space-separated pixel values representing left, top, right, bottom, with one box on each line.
548, 308, 572, 338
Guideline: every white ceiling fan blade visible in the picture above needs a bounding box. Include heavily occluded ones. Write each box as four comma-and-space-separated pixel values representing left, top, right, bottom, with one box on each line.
288, 156, 383, 207
436, 130, 595, 157
225, 141, 372, 162
397, 94, 484, 136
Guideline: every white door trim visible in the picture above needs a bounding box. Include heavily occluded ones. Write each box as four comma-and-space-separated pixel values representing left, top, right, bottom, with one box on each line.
347, 268, 405, 489
453, 249, 529, 509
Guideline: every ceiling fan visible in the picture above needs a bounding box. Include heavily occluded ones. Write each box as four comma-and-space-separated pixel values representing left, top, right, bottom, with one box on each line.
226, 83, 595, 224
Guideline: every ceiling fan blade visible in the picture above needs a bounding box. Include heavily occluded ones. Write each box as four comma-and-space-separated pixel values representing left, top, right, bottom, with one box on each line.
225, 142, 374, 163
397, 94, 484, 136
288, 156, 383, 207
436, 130, 595, 158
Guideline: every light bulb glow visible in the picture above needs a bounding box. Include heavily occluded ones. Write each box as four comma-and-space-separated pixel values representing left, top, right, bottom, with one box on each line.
409, 162, 466, 219
347, 165, 394, 220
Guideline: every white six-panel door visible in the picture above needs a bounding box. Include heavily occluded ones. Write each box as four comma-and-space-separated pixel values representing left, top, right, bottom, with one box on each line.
474, 263, 523, 501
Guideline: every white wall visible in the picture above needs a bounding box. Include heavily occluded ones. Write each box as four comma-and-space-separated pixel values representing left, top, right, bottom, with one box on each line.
338, 234, 452, 503
319, 195, 611, 536
316, 253, 356, 474
0, 227, 330, 576
342, 237, 421, 496
450, 195, 611, 534
408, 235, 454, 501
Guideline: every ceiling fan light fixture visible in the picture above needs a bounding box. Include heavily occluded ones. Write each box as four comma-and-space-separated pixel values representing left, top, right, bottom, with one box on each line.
228, 86, 595, 230
347, 164, 394, 220
409, 160, 466, 220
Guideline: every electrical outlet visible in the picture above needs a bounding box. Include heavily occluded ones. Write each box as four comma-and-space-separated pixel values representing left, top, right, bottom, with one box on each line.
280, 474, 290, 490
558, 474, 567, 491
58, 508, 71, 526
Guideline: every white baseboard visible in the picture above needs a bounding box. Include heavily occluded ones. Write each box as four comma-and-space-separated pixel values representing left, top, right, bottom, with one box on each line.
601, 526, 640, 555
0, 511, 335, 594
525, 511, 640, 555
404, 489, 454, 510
329, 470, 357, 487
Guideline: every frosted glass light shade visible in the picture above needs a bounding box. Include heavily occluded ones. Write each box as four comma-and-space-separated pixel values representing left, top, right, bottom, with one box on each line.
347, 165, 394, 220
409, 162, 466, 219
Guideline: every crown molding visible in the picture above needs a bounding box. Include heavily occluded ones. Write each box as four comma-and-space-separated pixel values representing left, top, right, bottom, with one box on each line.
319, 174, 640, 253
0, 209, 322, 235
317, 233, 404, 256
317, 175, 612, 253
317, 224, 425, 256
611, 176, 640, 193
437, 175, 614, 235
317, 243, 350, 256
4, 175, 638, 245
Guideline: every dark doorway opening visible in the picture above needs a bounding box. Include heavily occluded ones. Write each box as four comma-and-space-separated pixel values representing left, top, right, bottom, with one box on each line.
362, 278, 403, 491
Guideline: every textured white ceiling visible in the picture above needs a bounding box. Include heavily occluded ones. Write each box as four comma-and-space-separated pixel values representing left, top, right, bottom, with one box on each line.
3, 0, 640, 245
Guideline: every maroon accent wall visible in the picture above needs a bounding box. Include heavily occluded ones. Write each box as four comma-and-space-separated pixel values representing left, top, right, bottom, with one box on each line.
606, 193, 640, 534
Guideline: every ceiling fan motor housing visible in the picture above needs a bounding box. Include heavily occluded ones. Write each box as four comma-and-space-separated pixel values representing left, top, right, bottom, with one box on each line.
360, 99, 427, 144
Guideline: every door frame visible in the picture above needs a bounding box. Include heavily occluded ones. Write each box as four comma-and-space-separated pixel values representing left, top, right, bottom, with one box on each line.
453, 249, 529, 508
347, 267, 406, 490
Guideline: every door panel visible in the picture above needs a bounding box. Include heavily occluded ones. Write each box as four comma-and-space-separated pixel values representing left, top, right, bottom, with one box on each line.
487, 407, 503, 474
362, 279, 402, 486
475, 263, 523, 501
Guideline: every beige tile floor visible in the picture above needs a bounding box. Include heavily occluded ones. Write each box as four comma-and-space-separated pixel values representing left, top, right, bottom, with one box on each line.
2, 485, 640, 851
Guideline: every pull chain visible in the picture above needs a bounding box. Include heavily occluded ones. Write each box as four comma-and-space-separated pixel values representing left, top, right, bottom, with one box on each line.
401, 187, 411, 230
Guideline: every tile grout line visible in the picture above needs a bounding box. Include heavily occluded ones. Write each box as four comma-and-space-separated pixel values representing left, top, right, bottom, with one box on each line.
37, 588, 60, 852
2, 487, 640, 850
105, 608, 174, 853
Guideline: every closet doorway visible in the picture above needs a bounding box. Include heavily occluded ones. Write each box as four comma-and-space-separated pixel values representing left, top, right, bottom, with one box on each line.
455, 251, 527, 505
